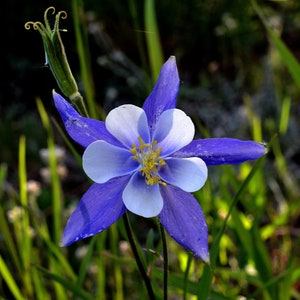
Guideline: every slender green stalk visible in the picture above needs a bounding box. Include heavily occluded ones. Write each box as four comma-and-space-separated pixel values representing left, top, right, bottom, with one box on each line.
158, 222, 168, 300
128, 0, 151, 92
122, 213, 155, 299
183, 253, 193, 300
279, 96, 291, 135
75, 236, 97, 293
72, 0, 98, 119
36, 98, 62, 245
50, 256, 68, 300
95, 231, 107, 300
0, 255, 25, 300
31, 255, 50, 300
30, 213, 77, 281
18, 136, 33, 297
70, 92, 90, 118
0, 194, 23, 279
144, 0, 164, 81
110, 224, 124, 300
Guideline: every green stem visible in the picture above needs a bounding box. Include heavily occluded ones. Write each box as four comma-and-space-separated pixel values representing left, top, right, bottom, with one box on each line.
70, 92, 89, 118
158, 222, 168, 300
183, 253, 192, 300
71, 0, 98, 119
122, 213, 155, 299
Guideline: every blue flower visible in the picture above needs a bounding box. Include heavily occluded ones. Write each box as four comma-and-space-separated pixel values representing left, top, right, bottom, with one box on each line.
53, 56, 266, 261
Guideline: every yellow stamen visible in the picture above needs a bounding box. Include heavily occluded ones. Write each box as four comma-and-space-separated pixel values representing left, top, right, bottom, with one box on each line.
130, 136, 166, 186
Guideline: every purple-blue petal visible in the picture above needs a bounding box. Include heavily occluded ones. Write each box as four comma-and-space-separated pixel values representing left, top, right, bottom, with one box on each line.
61, 176, 129, 246
172, 138, 267, 166
83, 140, 138, 183
142, 56, 179, 137
53, 91, 122, 148
158, 185, 209, 262
105, 104, 150, 148
123, 172, 163, 217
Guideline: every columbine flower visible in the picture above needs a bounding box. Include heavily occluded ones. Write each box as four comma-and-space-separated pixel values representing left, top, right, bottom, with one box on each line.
54, 56, 266, 261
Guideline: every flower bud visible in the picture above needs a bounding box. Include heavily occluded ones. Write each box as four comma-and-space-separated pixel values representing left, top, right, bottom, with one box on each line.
25, 7, 79, 101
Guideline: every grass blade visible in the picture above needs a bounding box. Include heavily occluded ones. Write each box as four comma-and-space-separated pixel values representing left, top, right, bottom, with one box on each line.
0, 165, 23, 279
144, 0, 164, 81
75, 236, 97, 292
279, 96, 291, 135
36, 98, 62, 245
72, 0, 98, 119
251, 0, 300, 89
35, 265, 93, 300
0, 255, 25, 300
18, 136, 33, 297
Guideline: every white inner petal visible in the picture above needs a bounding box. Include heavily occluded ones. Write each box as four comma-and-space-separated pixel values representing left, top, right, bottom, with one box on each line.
105, 104, 150, 149
123, 172, 164, 217
153, 109, 195, 156
159, 157, 208, 192
82, 140, 139, 183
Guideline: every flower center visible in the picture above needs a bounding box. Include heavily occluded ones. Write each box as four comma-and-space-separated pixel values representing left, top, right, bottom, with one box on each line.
130, 136, 166, 186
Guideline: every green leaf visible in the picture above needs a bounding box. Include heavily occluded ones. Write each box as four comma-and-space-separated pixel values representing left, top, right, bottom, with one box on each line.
0, 256, 25, 300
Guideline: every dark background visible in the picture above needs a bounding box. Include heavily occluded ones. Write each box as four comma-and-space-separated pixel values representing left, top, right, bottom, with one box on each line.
1, 0, 300, 176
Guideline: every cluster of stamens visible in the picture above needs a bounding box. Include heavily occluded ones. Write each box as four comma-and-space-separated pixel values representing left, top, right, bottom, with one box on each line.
130, 136, 166, 186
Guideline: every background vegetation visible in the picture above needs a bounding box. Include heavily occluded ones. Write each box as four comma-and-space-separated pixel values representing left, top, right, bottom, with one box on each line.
1, 0, 300, 299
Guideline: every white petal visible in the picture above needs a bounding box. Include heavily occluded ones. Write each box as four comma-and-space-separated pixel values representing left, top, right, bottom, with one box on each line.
123, 172, 164, 217
82, 140, 139, 183
153, 109, 195, 156
105, 104, 150, 149
159, 157, 207, 192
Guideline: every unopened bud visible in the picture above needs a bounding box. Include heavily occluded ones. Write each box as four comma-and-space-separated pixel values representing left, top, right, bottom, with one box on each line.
25, 7, 79, 99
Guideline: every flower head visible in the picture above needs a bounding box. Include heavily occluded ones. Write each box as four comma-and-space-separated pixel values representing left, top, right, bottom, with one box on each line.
54, 56, 266, 261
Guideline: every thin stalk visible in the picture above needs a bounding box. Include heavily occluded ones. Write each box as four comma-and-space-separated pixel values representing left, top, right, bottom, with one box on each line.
158, 222, 168, 300
95, 232, 107, 300
36, 98, 62, 245
110, 224, 124, 300
71, 0, 98, 119
0, 206, 23, 274
183, 253, 193, 300
0, 255, 25, 300
128, 0, 151, 92
122, 213, 155, 299
70, 92, 89, 118
18, 136, 33, 297
144, 0, 164, 81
